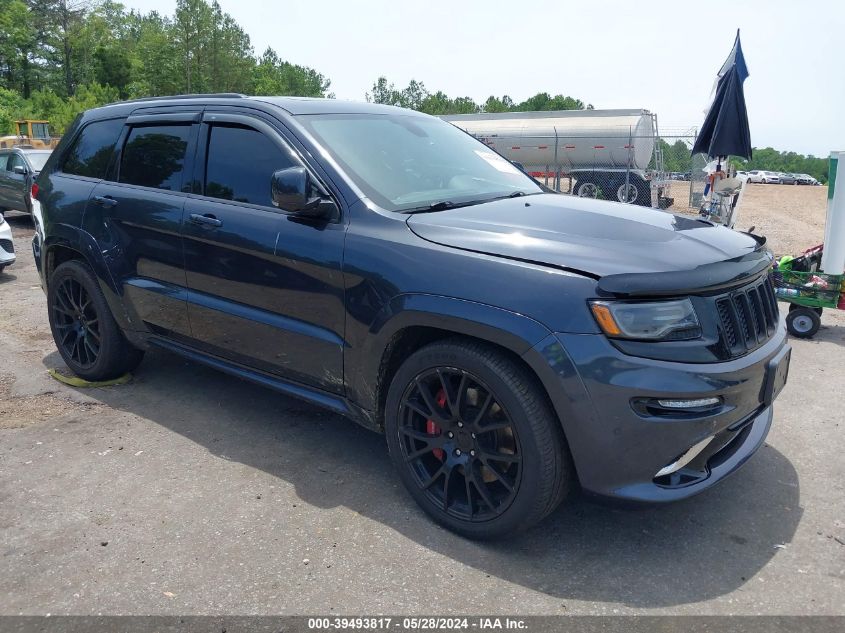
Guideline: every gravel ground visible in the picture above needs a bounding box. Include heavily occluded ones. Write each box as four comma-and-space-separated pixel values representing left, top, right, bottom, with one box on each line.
0, 189, 843, 615
669, 182, 830, 257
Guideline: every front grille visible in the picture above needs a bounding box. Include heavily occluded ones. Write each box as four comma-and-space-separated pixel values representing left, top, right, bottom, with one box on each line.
715, 275, 779, 357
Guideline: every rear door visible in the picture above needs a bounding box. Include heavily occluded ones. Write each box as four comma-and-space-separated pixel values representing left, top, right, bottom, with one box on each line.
83, 111, 199, 338
4, 153, 28, 211
0, 151, 9, 207
181, 111, 346, 393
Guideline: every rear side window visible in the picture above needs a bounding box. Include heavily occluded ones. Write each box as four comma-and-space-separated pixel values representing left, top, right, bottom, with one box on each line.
0, 153, 7, 170
7, 154, 24, 171
119, 124, 191, 191
204, 124, 295, 206
62, 118, 124, 179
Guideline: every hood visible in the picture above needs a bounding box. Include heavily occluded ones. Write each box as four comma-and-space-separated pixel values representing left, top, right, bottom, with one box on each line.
406, 193, 769, 292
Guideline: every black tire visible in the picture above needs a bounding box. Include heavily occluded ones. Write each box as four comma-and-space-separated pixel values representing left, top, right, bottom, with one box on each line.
0, 265, 5, 275
575, 180, 599, 199
48, 259, 144, 380
384, 339, 573, 539
785, 307, 821, 338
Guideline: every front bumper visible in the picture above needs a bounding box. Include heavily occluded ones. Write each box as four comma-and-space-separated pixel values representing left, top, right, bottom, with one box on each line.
0, 233, 15, 266
525, 323, 789, 503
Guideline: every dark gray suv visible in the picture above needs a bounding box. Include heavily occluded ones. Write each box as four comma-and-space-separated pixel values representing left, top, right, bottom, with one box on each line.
34, 95, 790, 538
0, 147, 51, 215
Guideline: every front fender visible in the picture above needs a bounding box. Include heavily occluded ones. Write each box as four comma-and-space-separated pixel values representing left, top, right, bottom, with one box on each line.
347, 292, 553, 415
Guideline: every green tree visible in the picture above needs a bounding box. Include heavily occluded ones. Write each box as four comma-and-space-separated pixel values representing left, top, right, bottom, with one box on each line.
251, 47, 331, 97
0, 0, 39, 97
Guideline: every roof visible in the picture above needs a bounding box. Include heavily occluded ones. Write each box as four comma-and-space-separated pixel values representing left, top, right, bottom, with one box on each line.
89, 94, 418, 119
249, 96, 415, 116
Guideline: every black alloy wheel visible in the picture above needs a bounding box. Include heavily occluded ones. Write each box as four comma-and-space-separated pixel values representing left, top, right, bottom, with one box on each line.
397, 366, 522, 522
48, 260, 144, 381
385, 340, 573, 538
52, 276, 101, 368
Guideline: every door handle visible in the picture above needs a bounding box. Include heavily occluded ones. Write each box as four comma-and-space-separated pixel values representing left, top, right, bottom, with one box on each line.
92, 195, 118, 208
189, 213, 223, 228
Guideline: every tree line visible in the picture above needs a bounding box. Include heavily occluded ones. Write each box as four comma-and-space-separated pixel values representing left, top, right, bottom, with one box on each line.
366, 76, 592, 115
0, 0, 828, 183
0, 0, 332, 133
654, 139, 828, 183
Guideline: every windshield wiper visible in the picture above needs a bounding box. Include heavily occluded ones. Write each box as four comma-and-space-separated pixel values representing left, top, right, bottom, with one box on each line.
403, 191, 539, 214
404, 200, 469, 214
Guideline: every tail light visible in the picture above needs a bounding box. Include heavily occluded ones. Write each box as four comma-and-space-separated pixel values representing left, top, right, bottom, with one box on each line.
31, 182, 39, 200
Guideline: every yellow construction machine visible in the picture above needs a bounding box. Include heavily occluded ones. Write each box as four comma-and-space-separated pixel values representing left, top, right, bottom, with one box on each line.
0, 120, 61, 149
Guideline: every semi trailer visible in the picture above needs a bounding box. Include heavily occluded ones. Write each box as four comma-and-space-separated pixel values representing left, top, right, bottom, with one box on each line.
441, 109, 671, 208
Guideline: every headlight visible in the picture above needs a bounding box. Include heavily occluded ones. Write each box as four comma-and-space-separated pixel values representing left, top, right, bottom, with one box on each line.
589, 298, 701, 340
0, 213, 5, 225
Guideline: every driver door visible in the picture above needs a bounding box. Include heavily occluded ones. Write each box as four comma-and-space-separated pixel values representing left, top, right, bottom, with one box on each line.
181, 111, 347, 394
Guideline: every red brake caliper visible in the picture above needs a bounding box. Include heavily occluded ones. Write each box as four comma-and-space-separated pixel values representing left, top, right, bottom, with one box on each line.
426, 389, 447, 461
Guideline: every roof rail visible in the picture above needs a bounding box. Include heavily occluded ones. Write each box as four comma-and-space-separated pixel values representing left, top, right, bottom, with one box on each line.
116, 93, 247, 105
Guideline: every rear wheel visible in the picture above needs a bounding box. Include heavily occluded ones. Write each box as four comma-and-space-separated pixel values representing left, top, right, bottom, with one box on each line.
786, 307, 821, 338
385, 339, 573, 539
615, 182, 638, 204
575, 180, 599, 198
48, 260, 144, 380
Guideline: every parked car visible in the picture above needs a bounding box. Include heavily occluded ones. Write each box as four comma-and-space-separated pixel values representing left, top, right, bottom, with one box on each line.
34, 96, 790, 538
747, 170, 780, 184
779, 173, 798, 185
795, 173, 819, 185
0, 212, 15, 273
0, 147, 51, 215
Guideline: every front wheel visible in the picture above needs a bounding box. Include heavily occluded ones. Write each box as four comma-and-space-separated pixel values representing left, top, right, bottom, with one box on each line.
385, 339, 573, 539
786, 306, 821, 338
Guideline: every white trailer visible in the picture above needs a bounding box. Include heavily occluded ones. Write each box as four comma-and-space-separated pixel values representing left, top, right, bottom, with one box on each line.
441, 109, 671, 207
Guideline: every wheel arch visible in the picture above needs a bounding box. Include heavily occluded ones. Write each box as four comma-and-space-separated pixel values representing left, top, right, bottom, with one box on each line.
348, 293, 563, 430
42, 227, 133, 331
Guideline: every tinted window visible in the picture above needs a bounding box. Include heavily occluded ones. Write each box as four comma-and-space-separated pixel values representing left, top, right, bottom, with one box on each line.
7, 154, 24, 171
62, 118, 124, 179
0, 153, 7, 170
204, 124, 294, 206
120, 125, 191, 191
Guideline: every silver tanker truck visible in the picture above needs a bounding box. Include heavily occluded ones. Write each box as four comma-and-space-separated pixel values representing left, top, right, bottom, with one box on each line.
441, 109, 671, 208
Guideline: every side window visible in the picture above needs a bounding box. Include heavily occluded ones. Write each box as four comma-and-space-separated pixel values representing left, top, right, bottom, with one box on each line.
119, 124, 191, 191
7, 154, 24, 171
62, 118, 124, 179
0, 153, 8, 171
32, 122, 50, 139
204, 124, 295, 206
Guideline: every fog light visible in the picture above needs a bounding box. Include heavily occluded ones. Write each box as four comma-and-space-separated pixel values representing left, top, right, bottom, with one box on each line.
656, 397, 721, 409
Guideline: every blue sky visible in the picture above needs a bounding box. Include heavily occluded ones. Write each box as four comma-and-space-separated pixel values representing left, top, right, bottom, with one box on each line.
123, 0, 844, 156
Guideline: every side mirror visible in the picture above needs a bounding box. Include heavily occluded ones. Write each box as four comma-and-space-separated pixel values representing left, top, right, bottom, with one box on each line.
13, 165, 27, 175
271, 166, 333, 218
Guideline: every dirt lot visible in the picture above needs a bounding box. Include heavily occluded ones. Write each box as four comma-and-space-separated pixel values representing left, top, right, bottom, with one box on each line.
668, 181, 831, 257
1, 184, 843, 615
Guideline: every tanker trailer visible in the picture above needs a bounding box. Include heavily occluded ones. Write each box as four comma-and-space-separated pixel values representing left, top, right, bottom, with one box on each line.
441, 109, 670, 208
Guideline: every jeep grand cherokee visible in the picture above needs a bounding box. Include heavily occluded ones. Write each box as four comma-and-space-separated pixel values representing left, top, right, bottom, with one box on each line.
34, 95, 790, 538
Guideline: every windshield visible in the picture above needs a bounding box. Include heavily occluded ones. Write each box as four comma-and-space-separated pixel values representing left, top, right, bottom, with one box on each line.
25, 152, 51, 171
297, 113, 542, 212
